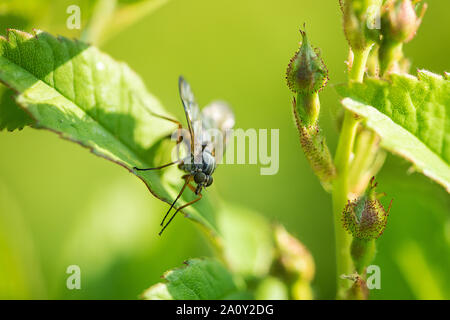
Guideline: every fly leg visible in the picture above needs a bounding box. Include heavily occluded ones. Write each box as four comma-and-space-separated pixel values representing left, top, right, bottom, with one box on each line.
133, 113, 187, 171
150, 112, 185, 158
133, 160, 182, 171
159, 189, 202, 236
159, 175, 192, 228
158, 174, 202, 235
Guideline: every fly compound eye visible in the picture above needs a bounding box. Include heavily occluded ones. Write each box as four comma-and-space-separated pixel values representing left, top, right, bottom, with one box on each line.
194, 172, 206, 184
205, 175, 213, 187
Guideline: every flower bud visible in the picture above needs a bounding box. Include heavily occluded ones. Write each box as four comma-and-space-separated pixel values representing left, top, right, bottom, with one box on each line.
381, 0, 427, 43
274, 224, 315, 282
286, 29, 328, 95
340, 0, 383, 50
342, 177, 392, 240
287, 29, 335, 191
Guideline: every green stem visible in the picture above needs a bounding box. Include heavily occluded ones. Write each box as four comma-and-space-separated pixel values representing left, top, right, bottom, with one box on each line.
81, 0, 117, 45
351, 238, 376, 274
348, 130, 378, 194
349, 45, 373, 82
332, 46, 372, 298
332, 111, 358, 298
379, 40, 403, 76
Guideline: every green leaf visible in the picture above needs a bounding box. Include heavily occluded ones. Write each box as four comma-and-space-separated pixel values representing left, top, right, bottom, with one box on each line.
141, 258, 243, 300
369, 169, 450, 299
0, 29, 219, 234
217, 203, 274, 277
395, 241, 447, 299
0, 85, 33, 131
338, 71, 450, 192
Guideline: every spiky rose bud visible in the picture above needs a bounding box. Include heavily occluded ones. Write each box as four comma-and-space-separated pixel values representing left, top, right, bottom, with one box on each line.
287, 28, 335, 191
342, 177, 392, 240
286, 29, 328, 95
381, 0, 427, 43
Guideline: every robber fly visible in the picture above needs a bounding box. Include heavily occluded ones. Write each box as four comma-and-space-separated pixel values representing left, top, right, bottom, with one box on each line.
134, 76, 235, 235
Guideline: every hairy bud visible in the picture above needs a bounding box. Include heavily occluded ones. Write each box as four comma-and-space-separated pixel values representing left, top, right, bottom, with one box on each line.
342, 177, 392, 240
287, 28, 335, 191
340, 0, 383, 50
286, 29, 328, 95
381, 0, 427, 43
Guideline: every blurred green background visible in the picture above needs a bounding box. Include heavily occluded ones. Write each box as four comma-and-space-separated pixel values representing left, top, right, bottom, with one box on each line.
0, 0, 449, 299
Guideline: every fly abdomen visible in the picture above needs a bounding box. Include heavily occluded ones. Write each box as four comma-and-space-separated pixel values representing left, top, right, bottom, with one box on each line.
202, 151, 216, 176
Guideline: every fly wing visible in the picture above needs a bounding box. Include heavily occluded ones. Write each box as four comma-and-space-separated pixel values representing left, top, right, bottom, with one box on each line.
201, 101, 235, 163
178, 76, 201, 154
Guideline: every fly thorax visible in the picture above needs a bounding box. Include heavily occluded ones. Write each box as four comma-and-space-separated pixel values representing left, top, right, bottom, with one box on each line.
179, 155, 194, 173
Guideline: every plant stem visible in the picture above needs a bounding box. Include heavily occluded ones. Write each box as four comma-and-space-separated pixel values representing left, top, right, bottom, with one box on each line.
99, 0, 170, 45
348, 130, 378, 195
379, 41, 403, 76
332, 110, 358, 298
349, 45, 373, 82
81, 0, 117, 45
332, 45, 372, 298
351, 238, 376, 275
